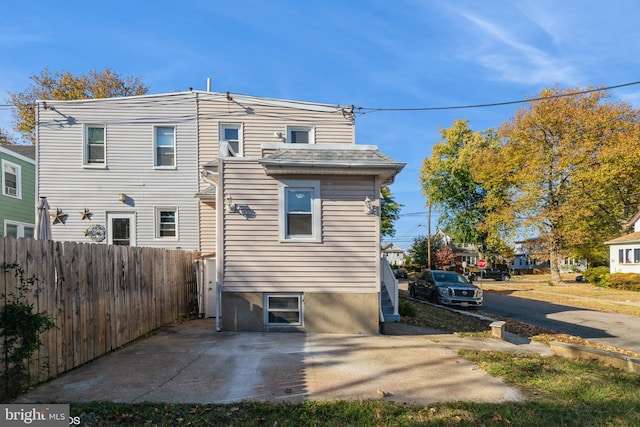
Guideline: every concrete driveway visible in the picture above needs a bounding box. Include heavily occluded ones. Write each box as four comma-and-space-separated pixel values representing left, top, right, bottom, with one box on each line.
17, 319, 549, 405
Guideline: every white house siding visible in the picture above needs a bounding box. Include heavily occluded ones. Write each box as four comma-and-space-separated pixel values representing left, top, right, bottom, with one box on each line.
221, 159, 379, 293
37, 93, 200, 249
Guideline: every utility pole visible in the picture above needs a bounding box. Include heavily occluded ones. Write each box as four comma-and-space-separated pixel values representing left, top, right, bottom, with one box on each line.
427, 203, 432, 269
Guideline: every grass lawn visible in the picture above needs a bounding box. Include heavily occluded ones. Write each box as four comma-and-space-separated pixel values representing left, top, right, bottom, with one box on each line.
66, 299, 640, 426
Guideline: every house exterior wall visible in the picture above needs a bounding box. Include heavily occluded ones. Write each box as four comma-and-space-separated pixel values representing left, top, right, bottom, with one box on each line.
195, 92, 354, 254
608, 242, 640, 274
36, 93, 200, 249
219, 158, 380, 333
0, 146, 36, 237
221, 160, 379, 293
221, 291, 379, 333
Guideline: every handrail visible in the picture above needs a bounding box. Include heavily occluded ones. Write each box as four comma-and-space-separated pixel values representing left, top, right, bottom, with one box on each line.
380, 254, 399, 318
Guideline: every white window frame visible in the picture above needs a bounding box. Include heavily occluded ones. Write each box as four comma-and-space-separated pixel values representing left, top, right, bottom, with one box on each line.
219, 123, 243, 157
264, 293, 303, 326
286, 125, 315, 144
154, 206, 178, 240
2, 159, 21, 199
84, 124, 106, 167
278, 180, 321, 243
154, 125, 176, 168
4, 220, 34, 238
107, 212, 136, 246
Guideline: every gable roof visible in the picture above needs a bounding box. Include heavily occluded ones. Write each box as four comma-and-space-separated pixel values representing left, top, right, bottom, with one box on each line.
627, 210, 640, 228
259, 144, 405, 184
604, 232, 640, 245
0, 144, 36, 162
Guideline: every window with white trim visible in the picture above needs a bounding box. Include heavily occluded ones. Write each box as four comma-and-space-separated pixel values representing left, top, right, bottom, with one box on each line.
107, 213, 136, 246
279, 180, 321, 242
4, 221, 34, 238
220, 123, 243, 157
618, 247, 640, 264
265, 294, 303, 326
85, 124, 105, 165
2, 159, 20, 198
286, 125, 314, 144
155, 207, 177, 239
154, 126, 176, 167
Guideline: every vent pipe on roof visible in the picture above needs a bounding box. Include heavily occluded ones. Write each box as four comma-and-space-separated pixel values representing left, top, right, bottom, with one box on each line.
207, 77, 211, 92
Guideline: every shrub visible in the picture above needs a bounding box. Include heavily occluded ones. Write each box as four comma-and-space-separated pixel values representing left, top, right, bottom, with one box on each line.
609, 273, 640, 291
1, 263, 56, 399
398, 299, 416, 317
582, 266, 610, 287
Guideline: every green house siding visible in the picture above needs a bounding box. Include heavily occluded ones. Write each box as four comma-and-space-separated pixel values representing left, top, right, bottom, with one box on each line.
0, 147, 36, 237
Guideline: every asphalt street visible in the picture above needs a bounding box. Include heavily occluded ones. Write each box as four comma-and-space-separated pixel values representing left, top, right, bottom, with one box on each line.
481, 292, 640, 354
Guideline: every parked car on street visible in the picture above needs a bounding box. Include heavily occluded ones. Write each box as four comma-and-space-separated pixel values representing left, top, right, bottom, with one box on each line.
408, 270, 483, 308
478, 268, 511, 281
393, 269, 408, 279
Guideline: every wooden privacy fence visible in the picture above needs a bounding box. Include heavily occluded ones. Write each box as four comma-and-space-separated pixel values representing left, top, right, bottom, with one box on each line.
0, 236, 198, 386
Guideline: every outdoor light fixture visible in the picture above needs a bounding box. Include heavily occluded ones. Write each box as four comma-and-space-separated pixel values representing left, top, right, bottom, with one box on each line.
364, 196, 375, 215
118, 193, 127, 202
225, 195, 237, 213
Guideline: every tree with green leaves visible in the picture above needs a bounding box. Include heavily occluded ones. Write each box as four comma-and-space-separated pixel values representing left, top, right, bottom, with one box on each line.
8, 67, 149, 144
474, 86, 640, 283
380, 186, 402, 238
420, 120, 503, 256
408, 234, 443, 270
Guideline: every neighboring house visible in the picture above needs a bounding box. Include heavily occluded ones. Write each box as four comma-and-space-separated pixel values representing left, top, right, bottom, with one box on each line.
382, 243, 405, 266
0, 144, 35, 238
605, 210, 640, 274
433, 229, 481, 271
510, 237, 587, 273
36, 90, 405, 334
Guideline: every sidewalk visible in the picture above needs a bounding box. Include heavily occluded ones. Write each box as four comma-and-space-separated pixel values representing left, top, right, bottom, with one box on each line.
16, 319, 551, 406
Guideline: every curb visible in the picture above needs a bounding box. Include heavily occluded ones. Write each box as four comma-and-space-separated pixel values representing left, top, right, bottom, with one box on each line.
550, 341, 640, 373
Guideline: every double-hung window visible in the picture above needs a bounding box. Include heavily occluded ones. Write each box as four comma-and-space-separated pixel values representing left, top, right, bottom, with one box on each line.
155, 207, 177, 239
279, 180, 321, 242
4, 221, 34, 239
2, 160, 20, 198
85, 124, 105, 165
220, 124, 242, 157
286, 125, 314, 144
265, 294, 303, 326
154, 126, 176, 167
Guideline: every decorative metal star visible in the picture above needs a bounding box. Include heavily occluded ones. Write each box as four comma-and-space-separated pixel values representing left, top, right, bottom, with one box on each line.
50, 208, 67, 225
80, 208, 92, 220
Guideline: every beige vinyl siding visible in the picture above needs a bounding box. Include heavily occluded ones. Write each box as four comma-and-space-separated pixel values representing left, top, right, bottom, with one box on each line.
197, 93, 354, 161
222, 160, 378, 293
37, 93, 200, 249
199, 201, 216, 254
196, 93, 354, 256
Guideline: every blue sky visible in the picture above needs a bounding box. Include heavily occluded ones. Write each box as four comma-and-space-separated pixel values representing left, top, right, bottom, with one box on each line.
2, 0, 640, 250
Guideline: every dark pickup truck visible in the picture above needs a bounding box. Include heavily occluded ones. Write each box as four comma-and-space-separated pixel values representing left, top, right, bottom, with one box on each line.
469, 268, 511, 281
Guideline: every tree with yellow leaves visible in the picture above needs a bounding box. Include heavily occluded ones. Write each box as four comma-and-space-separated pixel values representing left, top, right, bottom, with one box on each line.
475, 86, 640, 284
8, 67, 148, 144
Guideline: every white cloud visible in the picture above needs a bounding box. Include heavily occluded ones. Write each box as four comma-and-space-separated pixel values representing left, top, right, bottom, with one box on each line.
445, 5, 582, 86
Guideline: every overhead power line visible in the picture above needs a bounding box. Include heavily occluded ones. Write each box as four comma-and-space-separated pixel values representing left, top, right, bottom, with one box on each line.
355, 80, 640, 115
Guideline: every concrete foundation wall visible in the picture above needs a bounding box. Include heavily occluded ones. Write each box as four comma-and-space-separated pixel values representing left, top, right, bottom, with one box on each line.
220, 292, 379, 334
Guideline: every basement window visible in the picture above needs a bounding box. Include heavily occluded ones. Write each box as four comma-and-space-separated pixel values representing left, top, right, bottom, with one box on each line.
265, 294, 303, 326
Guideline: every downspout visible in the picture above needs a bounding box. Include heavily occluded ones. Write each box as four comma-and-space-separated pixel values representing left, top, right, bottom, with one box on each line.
215, 149, 224, 331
